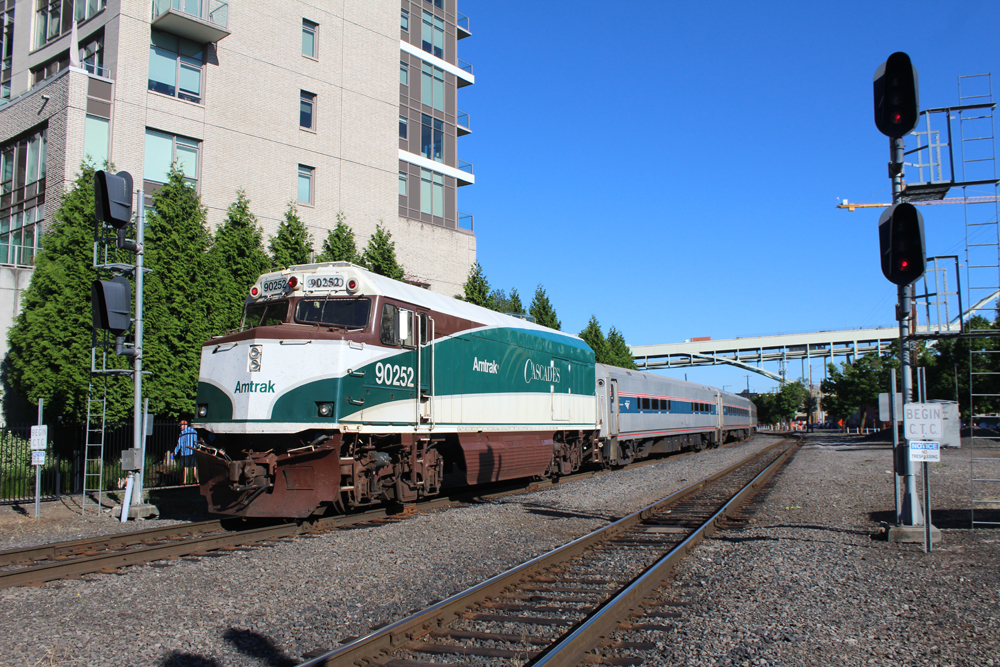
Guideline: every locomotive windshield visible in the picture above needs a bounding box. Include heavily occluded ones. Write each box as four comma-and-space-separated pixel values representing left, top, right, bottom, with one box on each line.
294, 297, 371, 329
241, 300, 289, 330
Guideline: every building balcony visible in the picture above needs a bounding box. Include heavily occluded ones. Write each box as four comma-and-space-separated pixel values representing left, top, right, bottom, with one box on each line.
457, 160, 473, 186
457, 13, 471, 39
458, 211, 474, 232
457, 58, 473, 87
151, 0, 231, 43
457, 110, 471, 136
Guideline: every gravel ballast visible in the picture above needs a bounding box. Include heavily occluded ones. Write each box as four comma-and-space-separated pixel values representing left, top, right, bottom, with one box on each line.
0, 433, 996, 666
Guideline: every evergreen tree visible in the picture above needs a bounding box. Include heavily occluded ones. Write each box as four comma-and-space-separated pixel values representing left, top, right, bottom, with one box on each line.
508, 288, 524, 316
269, 203, 313, 269
606, 327, 637, 369
360, 223, 405, 280
316, 213, 360, 264
207, 189, 271, 335
142, 165, 216, 419
487, 288, 508, 312
462, 262, 490, 307
579, 316, 609, 363
4, 164, 130, 422
529, 284, 561, 330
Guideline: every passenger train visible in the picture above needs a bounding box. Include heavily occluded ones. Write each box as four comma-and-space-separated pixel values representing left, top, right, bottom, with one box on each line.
192, 262, 756, 518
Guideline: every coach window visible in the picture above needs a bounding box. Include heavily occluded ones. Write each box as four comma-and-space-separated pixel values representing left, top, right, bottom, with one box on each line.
641, 398, 650, 410
399, 308, 415, 348
380, 303, 398, 345
419, 312, 428, 345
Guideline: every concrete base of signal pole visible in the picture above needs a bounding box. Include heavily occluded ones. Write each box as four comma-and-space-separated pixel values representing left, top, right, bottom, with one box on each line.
112, 499, 159, 520
888, 524, 942, 544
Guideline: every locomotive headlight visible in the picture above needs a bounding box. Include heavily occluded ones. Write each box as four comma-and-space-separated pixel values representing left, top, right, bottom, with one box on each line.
248, 346, 261, 360
249, 345, 262, 372
317, 402, 334, 417
249, 359, 261, 372
197, 404, 208, 418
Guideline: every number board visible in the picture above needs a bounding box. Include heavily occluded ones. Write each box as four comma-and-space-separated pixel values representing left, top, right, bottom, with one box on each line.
303, 274, 345, 291
260, 277, 292, 296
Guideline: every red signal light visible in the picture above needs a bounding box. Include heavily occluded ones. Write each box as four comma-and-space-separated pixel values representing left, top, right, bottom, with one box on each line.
900, 259, 909, 269
250, 286, 259, 297
287, 276, 299, 289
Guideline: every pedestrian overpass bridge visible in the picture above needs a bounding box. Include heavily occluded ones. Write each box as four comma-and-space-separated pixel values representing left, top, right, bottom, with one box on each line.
630, 327, 901, 383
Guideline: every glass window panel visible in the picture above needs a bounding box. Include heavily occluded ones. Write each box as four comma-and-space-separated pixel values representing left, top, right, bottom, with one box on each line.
398, 115, 406, 139
47, 8, 60, 41
401, 8, 408, 30
178, 39, 203, 60
433, 16, 444, 57
0, 215, 8, 233
148, 46, 177, 94
421, 12, 432, 53
35, 7, 47, 48
433, 70, 444, 111
398, 171, 407, 196
298, 166, 312, 203
176, 143, 198, 180
182, 0, 200, 17
302, 20, 317, 57
399, 61, 408, 85
421, 67, 432, 107
26, 137, 39, 185
178, 59, 201, 100
150, 30, 179, 52
38, 132, 46, 180
300, 92, 314, 128
420, 169, 431, 214
0, 233, 7, 264
433, 172, 443, 217
143, 129, 174, 183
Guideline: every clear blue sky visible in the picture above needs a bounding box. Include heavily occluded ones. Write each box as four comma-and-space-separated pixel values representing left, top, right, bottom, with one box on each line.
455, 1, 1000, 394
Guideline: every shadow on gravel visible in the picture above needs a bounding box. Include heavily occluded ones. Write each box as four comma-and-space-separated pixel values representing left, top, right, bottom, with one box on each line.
160, 652, 221, 666
870, 508, 1000, 529
522, 504, 614, 521
223, 628, 297, 666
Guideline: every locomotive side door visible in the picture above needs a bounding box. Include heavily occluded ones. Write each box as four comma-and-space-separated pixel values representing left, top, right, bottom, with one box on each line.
417, 313, 434, 427
610, 379, 619, 437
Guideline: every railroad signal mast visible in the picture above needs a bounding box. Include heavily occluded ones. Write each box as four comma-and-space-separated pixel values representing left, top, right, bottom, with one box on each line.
873, 52, 926, 532
88, 170, 151, 519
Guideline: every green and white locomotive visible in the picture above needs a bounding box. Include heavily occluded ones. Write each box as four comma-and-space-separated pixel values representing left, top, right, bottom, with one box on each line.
193, 262, 755, 518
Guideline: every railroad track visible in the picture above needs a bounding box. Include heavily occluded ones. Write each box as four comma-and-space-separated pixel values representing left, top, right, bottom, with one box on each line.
298, 436, 800, 667
0, 437, 755, 590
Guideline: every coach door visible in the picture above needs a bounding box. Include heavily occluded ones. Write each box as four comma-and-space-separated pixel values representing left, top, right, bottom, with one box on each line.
715, 392, 723, 441
610, 380, 620, 437
417, 313, 434, 428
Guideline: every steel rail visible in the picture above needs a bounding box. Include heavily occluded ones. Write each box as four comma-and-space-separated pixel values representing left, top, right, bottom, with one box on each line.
298, 437, 790, 667
528, 438, 800, 666
0, 519, 229, 567
0, 436, 757, 589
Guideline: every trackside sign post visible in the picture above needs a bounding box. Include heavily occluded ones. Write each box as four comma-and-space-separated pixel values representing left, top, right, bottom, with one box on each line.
903, 402, 940, 552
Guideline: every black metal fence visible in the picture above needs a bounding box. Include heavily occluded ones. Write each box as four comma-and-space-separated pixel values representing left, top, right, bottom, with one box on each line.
0, 419, 190, 505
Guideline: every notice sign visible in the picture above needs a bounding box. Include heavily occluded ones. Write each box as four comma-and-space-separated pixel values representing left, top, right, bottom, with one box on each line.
904, 403, 943, 441
31, 450, 46, 466
29, 425, 47, 451
909, 440, 940, 462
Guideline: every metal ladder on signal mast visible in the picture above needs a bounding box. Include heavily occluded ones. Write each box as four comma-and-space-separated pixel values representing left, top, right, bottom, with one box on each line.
960, 73, 1000, 528
81, 357, 109, 515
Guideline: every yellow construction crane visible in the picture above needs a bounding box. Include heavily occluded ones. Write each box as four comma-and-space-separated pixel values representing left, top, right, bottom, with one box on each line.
838, 196, 1000, 211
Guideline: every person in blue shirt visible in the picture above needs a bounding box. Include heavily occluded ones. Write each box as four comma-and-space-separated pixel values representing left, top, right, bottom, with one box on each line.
172, 420, 199, 486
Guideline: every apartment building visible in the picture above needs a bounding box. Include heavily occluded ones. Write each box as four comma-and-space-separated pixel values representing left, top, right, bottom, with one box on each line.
0, 0, 477, 358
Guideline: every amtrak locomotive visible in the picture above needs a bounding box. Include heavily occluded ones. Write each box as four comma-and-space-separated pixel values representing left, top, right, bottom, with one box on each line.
192, 262, 756, 518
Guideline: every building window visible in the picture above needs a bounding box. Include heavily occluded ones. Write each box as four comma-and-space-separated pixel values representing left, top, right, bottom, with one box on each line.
401, 8, 409, 31
80, 34, 105, 77
421, 62, 444, 111
420, 169, 443, 217
1, 3, 14, 100
300, 91, 315, 129
30, 52, 69, 87
298, 165, 313, 204
302, 19, 318, 58
148, 30, 204, 103
84, 115, 110, 166
399, 115, 407, 139
34, 0, 69, 49
421, 11, 444, 58
76, 0, 106, 22
421, 114, 443, 163
0, 127, 47, 267
427, 0, 443, 7
400, 61, 409, 86
144, 129, 199, 185
399, 171, 407, 196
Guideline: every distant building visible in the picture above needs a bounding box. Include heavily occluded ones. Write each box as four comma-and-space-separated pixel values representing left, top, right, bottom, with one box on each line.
0, 0, 476, 359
